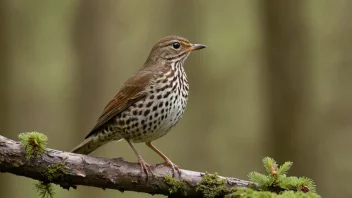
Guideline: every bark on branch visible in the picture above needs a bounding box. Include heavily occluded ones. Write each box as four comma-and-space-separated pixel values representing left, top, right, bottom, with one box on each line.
0, 135, 257, 197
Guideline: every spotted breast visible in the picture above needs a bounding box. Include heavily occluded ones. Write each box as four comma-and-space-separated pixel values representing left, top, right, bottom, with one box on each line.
115, 59, 189, 143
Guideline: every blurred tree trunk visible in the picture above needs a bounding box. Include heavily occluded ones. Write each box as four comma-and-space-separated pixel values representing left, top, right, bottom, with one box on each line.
309, 1, 352, 197
0, 1, 11, 195
261, 0, 313, 172
0, 3, 10, 134
73, 0, 122, 197
0, 1, 83, 198
73, 0, 116, 139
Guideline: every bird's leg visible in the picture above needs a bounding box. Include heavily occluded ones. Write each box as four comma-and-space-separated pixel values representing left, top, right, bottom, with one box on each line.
126, 139, 153, 177
146, 142, 181, 176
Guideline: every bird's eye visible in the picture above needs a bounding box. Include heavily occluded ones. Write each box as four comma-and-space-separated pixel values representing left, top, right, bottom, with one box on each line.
172, 42, 180, 49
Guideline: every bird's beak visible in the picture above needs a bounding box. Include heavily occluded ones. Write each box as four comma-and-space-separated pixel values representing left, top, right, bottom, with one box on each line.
190, 44, 207, 51
184, 43, 206, 53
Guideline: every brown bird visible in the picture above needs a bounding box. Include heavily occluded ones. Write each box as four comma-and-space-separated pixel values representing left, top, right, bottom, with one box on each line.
71, 35, 206, 175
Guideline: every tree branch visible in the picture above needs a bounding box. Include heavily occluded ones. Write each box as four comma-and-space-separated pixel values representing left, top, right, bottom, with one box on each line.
0, 135, 257, 197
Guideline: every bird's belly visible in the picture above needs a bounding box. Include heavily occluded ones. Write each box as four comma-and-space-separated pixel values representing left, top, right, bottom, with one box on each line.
117, 92, 187, 143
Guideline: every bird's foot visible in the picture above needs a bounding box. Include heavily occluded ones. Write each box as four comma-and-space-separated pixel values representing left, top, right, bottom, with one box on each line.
138, 158, 153, 178
163, 159, 181, 177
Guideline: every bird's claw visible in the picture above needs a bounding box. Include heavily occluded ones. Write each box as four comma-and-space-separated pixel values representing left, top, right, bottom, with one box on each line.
164, 160, 181, 177
138, 159, 154, 178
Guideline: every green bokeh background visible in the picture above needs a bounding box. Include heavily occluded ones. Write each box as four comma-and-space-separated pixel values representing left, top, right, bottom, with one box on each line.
1, 1, 351, 197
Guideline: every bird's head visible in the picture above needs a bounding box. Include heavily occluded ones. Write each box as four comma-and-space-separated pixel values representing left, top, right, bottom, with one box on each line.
146, 35, 206, 65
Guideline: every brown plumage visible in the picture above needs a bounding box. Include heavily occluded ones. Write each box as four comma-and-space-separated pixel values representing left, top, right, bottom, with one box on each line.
71, 35, 206, 175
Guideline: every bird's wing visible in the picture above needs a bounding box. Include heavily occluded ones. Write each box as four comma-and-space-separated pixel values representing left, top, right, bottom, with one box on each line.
85, 69, 155, 138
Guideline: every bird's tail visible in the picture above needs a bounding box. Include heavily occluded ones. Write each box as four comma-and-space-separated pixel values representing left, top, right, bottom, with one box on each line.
71, 132, 121, 154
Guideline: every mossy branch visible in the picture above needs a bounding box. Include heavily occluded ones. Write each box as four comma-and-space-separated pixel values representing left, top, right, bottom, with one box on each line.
0, 134, 320, 197
0, 134, 256, 197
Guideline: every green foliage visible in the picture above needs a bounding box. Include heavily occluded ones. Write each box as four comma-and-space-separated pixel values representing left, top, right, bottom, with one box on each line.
163, 174, 187, 196
34, 182, 55, 198
245, 157, 319, 197
18, 132, 48, 159
262, 157, 279, 177
277, 161, 293, 176
278, 176, 316, 192
194, 157, 320, 198
248, 172, 272, 187
227, 188, 320, 198
196, 172, 234, 198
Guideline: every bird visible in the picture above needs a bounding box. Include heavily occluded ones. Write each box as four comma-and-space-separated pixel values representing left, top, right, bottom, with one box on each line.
71, 35, 206, 175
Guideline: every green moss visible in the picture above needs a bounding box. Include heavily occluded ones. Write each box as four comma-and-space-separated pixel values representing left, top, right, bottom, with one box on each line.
44, 162, 67, 182
163, 174, 187, 196
196, 172, 234, 198
18, 132, 48, 159
226, 188, 321, 198
34, 182, 55, 198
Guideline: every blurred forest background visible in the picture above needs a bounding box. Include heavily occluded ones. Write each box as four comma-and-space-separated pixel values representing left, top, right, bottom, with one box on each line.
1, 0, 351, 197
